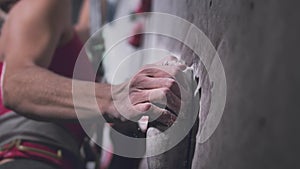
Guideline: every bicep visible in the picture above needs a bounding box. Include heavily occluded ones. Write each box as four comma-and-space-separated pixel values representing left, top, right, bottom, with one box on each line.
3, 0, 66, 74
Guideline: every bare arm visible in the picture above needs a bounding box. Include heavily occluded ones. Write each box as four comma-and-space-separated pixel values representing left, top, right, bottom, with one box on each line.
1, 0, 184, 125
1, 0, 106, 121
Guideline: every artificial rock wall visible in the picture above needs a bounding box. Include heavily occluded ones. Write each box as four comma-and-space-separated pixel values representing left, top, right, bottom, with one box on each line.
146, 0, 300, 169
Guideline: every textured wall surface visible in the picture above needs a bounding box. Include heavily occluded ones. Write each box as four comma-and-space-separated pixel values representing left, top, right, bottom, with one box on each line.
146, 0, 300, 168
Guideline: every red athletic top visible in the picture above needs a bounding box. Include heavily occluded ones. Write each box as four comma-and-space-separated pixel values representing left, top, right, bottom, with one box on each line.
0, 32, 94, 142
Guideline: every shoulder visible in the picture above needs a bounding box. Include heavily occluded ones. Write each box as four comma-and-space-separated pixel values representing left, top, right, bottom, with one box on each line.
0, 0, 73, 64
2, 0, 73, 48
7, 0, 72, 32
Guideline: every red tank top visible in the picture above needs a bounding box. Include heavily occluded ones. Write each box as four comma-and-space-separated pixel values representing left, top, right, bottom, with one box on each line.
0, 32, 94, 142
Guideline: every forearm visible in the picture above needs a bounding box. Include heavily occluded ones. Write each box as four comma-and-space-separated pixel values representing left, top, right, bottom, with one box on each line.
2, 56, 186, 127
2, 65, 112, 122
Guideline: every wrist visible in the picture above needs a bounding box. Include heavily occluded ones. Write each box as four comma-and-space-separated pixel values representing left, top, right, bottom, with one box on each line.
96, 82, 128, 121
94, 83, 109, 111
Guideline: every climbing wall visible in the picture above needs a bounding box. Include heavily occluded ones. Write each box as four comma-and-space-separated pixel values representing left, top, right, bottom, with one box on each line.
146, 0, 300, 169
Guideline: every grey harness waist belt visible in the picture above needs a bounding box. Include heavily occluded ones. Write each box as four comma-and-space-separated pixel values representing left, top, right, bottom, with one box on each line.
0, 111, 83, 164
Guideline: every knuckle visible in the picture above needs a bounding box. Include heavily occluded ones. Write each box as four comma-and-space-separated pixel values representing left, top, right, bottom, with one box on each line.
167, 79, 176, 88
129, 88, 140, 95
129, 92, 136, 100
129, 95, 136, 104
139, 76, 148, 84
130, 91, 147, 103
140, 104, 151, 112
131, 75, 146, 87
138, 67, 150, 75
162, 87, 170, 96
139, 68, 147, 74
130, 76, 138, 86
